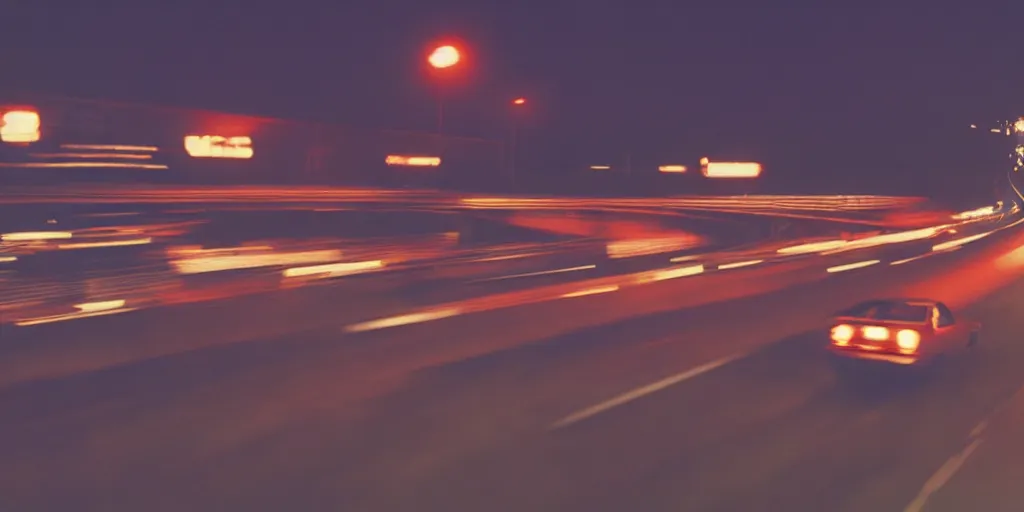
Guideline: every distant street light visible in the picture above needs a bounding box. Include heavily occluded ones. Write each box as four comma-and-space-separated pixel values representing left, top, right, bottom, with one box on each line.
658, 165, 687, 173
701, 159, 763, 179
428, 45, 461, 70
512, 97, 526, 106
590, 165, 611, 170
385, 155, 442, 167
970, 121, 1014, 136
426, 44, 463, 132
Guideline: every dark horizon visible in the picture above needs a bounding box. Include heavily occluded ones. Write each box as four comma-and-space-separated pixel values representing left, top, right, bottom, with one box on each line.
4, 6, 1023, 194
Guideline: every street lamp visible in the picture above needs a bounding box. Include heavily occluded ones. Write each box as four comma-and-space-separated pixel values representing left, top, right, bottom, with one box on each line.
427, 44, 462, 132
428, 45, 460, 69
509, 97, 528, 184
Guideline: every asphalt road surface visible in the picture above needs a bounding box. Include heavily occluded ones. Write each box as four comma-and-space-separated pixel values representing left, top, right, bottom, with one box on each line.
2, 226, 1023, 511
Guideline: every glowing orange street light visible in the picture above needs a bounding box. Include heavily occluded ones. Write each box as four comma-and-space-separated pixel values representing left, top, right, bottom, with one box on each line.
428, 45, 461, 69
427, 44, 463, 133
512, 97, 526, 106
385, 155, 442, 167
701, 160, 763, 178
658, 165, 687, 173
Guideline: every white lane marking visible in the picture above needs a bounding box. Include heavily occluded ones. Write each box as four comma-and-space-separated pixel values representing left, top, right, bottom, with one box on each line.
932, 232, 992, 252
902, 407, 999, 511
549, 353, 745, 430
891, 248, 960, 265
968, 419, 989, 439
561, 284, 619, 298
826, 259, 880, 273
718, 259, 763, 270
473, 265, 596, 282
636, 264, 705, 283
903, 438, 983, 512
14, 307, 138, 327
670, 254, 701, 263
282, 260, 384, 278
344, 308, 462, 333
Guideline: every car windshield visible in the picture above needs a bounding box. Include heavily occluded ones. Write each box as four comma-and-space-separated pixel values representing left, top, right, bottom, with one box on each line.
840, 301, 930, 323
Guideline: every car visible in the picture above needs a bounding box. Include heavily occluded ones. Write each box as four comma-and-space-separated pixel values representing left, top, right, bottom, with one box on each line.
828, 298, 980, 377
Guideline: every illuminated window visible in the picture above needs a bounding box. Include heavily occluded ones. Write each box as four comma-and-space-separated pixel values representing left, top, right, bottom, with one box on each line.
1, 110, 41, 143
701, 161, 762, 178
184, 135, 253, 159
385, 155, 441, 167
658, 165, 687, 173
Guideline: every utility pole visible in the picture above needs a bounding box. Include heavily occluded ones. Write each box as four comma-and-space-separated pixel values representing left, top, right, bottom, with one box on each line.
509, 123, 519, 186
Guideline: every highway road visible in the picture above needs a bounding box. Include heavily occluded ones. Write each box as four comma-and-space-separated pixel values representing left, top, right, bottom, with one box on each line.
1, 223, 1023, 511
923, 372, 1024, 512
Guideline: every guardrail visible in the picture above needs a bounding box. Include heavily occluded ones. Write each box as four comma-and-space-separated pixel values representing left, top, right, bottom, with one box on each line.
0, 184, 925, 212
1, 179, 1009, 327
3, 214, 994, 328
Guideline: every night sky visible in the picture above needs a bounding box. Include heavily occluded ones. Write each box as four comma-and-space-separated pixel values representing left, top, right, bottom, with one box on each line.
4, 5, 1023, 196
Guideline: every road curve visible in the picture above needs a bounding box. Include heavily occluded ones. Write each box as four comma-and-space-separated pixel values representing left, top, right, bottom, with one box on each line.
0, 226, 1023, 511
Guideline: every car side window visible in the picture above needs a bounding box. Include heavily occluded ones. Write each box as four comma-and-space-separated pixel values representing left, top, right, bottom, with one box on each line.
935, 303, 955, 327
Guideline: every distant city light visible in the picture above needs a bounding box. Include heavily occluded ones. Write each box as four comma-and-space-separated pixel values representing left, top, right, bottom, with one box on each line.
658, 165, 687, 173
702, 161, 763, 179
1, 109, 41, 143
1015, 119, 1024, 133
589, 165, 611, 170
184, 135, 253, 159
385, 155, 441, 167
428, 45, 461, 69
512, 97, 526, 105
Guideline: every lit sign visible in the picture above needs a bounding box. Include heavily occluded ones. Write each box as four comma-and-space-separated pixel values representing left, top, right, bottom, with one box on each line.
385, 155, 441, 167
658, 165, 687, 173
184, 135, 253, 159
702, 161, 762, 178
1, 110, 41, 143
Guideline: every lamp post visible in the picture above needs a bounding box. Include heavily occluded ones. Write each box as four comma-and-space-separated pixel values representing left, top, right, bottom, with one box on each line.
427, 44, 461, 133
509, 97, 527, 184
1014, 118, 1024, 173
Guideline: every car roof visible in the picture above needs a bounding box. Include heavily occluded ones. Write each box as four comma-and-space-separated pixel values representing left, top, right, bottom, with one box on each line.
834, 298, 941, 321
857, 298, 939, 306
